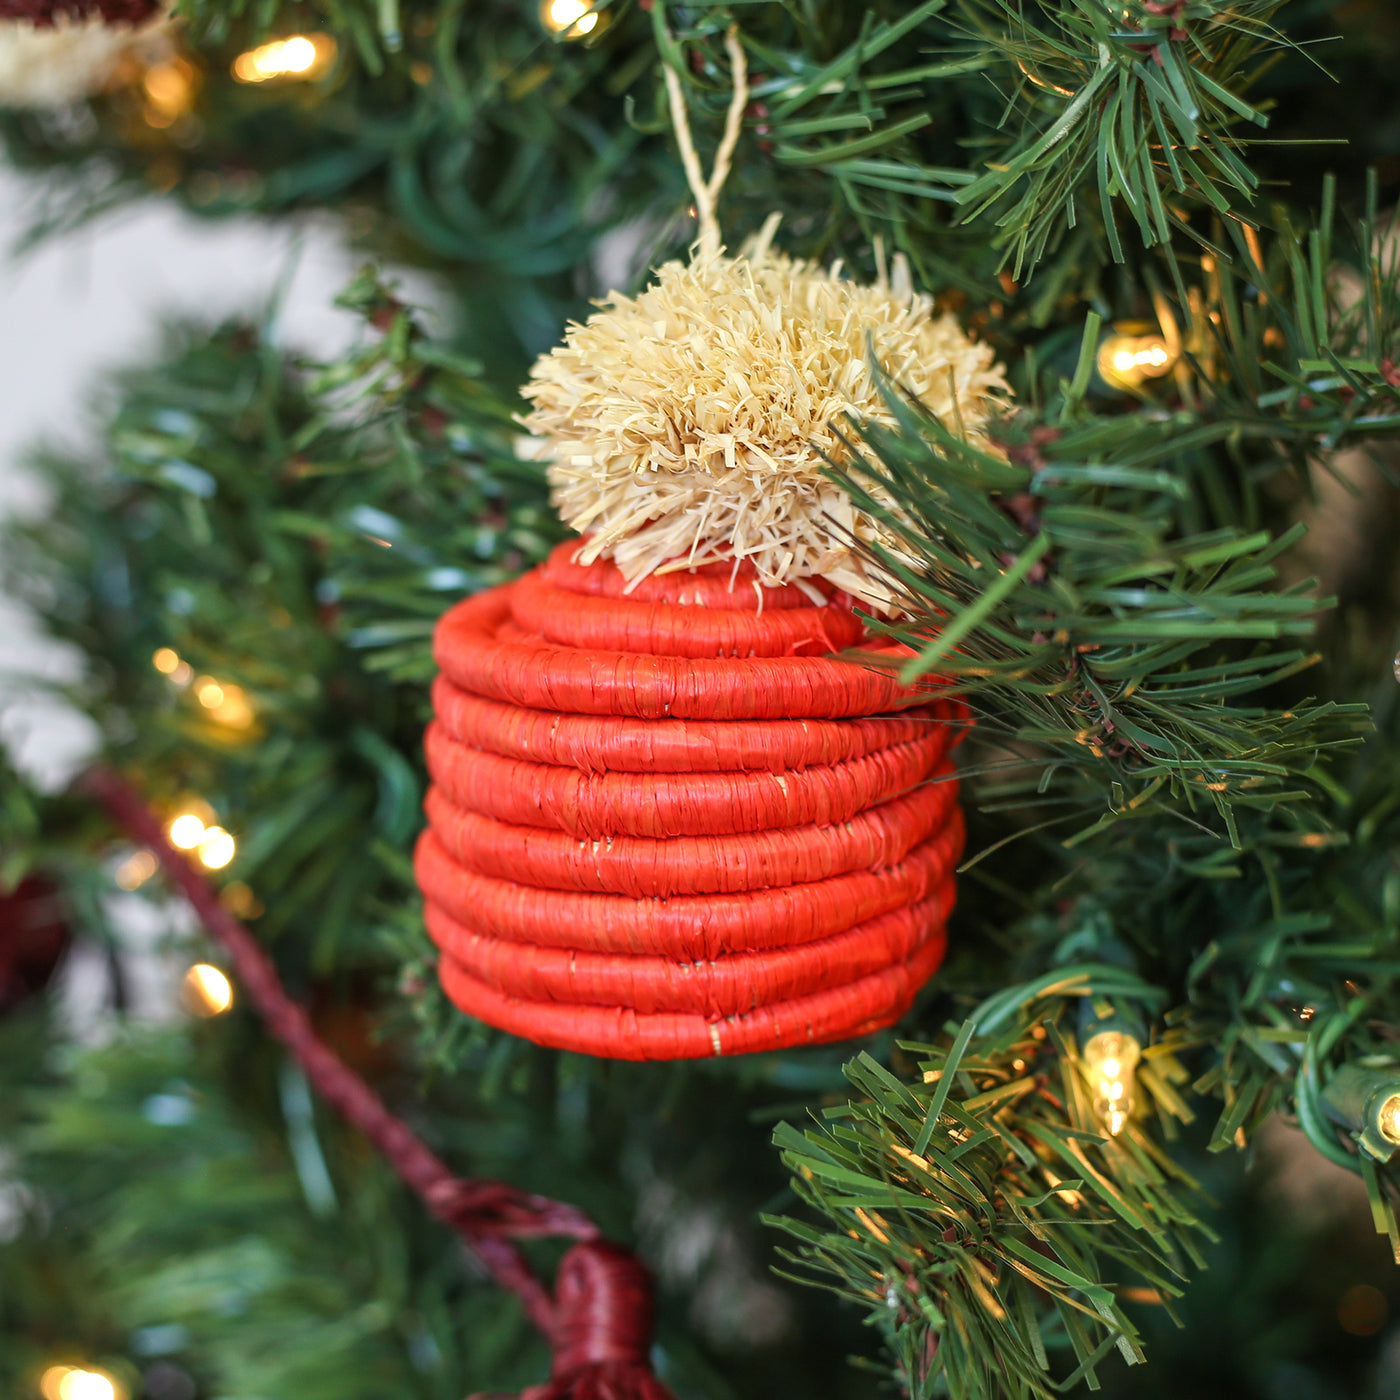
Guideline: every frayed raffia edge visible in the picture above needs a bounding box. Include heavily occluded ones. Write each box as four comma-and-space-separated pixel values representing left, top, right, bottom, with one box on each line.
521, 227, 1007, 613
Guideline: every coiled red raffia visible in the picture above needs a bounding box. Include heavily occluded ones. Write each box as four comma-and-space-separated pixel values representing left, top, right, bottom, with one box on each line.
419, 539, 965, 1059
80, 770, 676, 1400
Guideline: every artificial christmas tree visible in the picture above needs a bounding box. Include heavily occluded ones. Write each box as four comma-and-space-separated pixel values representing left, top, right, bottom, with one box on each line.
7, 2, 1400, 1399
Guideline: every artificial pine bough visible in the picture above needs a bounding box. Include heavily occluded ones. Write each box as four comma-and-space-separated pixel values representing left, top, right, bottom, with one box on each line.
10, 1, 1400, 1398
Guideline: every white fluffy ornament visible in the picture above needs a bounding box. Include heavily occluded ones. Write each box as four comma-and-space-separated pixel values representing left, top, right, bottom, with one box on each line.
0, 10, 170, 108
521, 29, 1008, 610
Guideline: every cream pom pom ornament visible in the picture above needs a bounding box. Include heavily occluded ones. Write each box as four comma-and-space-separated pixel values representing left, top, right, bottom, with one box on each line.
523, 226, 1006, 609
0, 2, 170, 109
416, 28, 1007, 1059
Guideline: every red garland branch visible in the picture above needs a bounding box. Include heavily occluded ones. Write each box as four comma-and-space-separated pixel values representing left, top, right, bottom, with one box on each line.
79, 767, 672, 1400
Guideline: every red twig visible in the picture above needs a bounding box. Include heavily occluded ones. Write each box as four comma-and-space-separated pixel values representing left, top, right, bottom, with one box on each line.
80, 768, 669, 1395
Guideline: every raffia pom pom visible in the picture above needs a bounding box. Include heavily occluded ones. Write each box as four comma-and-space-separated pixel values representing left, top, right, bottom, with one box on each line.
0, 6, 169, 107
521, 225, 1007, 611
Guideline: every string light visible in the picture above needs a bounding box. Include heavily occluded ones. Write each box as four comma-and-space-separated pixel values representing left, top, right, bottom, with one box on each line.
196, 827, 237, 870
181, 962, 234, 1017
114, 849, 158, 891
156, 650, 256, 729
1097, 326, 1178, 391
195, 678, 255, 730
141, 57, 197, 127
1081, 1027, 1142, 1137
1321, 1063, 1400, 1162
1378, 1093, 1400, 1146
152, 647, 193, 687
167, 813, 207, 850
165, 802, 237, 869
39, 1367, 121, 1400
231, 34, 336, 84
541, 0, 605, 38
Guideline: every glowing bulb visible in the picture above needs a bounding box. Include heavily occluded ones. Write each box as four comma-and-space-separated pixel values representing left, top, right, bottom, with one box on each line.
1082, 1029, 1141, 1137
152, 647, 180, 674
142, 57, 196, 127
277, 35, 317, 70
209, 683, 255, 730
62, 1371, 116, 1400
232, 34, 335, 83
1097, 330, 1177, 390
196, 827, 236, 870
41, 1368, 120, 1400
1378, 1094, 1400, 1145
40, 1367, 70, 1400
542, 0, 601, 37
168, 813, 207, 850
114, 849, 158, 890
182, 962, 234, 1017
195, 677, 225, 710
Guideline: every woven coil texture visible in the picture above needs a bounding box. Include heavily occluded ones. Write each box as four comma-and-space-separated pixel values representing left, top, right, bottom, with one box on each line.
417, 541, 965, 1059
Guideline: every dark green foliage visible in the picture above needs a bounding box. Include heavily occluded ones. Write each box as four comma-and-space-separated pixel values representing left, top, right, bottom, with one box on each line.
0, 1025, 546, 1400
947, 0, 1291, 274
2, 275, 557, 971
773, 986, 1209, 1400
8, 1, 1400, 1397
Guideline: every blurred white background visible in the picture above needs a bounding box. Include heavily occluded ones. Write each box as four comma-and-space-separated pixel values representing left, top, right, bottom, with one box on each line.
0, 166, 388, 791
0, 166, 431, 1028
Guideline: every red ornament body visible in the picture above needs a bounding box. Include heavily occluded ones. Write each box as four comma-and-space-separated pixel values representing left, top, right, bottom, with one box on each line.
415, 542, 964, 1060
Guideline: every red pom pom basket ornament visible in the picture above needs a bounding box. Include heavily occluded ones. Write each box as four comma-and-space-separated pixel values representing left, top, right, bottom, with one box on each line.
414, 30, 1006, 1060
416, 544, 968, 1060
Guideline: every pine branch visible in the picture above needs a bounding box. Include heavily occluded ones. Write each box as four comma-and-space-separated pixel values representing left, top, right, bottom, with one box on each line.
770, 980, 1209, 1400
947, 0, 1293, 275
833, 396, 1369, 845
829, 190, 1400, 843
0, 273, 556, 966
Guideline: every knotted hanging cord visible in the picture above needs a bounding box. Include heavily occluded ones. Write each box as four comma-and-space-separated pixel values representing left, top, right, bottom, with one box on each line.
661, 23, 748, 261
79, 767, 673, 1400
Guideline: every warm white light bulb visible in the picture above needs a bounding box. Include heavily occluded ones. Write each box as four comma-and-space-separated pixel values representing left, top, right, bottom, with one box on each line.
233, 34, 335, 82
115, 849, 158, 891
544, 0, 600, 36
1082, 1029, 1142, 1137
168, 813, 207, 849
278, 36, 318, 71
197, 827, 236, 870
1378, 1094, 1400, 1146
54, 1369, 117, 1400
182, 962, 234, 1017
209, 683, 255, 729
1099, 332, 1176, 389
195, 677, 225, 709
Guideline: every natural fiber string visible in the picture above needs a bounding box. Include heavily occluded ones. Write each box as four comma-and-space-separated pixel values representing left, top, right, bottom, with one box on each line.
661, 23, 747, 261
79, 767, 675, 1399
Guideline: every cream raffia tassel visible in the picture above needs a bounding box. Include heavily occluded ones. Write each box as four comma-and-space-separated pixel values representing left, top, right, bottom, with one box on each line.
0, 9, 172, 108
520, 26, 1009, 611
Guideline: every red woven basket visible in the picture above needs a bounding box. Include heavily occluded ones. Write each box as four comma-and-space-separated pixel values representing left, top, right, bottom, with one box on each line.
415, 541, 964, 1059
